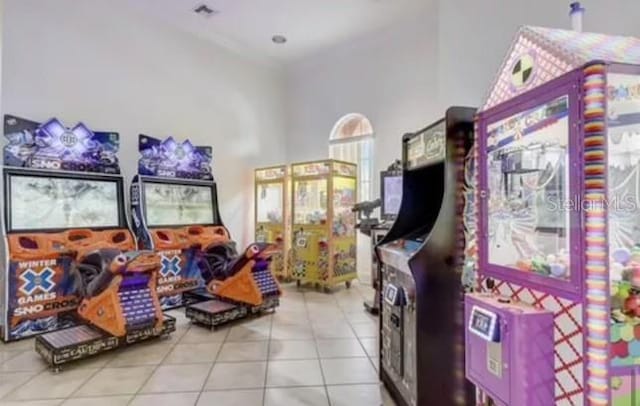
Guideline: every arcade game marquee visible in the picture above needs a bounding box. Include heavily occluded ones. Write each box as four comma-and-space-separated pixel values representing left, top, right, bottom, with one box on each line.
464, 26, 640, 405
0, 115, 174, 368
376, 108, 476, 406
254, 165, 290, 280
130, 134, 282, 328
290, 159, 357, 291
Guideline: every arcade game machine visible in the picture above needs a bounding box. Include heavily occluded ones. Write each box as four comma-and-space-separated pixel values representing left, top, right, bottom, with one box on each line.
131, 134, 224, 309
254, 165, 290, 280
353, 161, 402, 315
129, 135, 282, 328
0, 115, 174, 368
290, 159, 357, 291
376, 108, 476, 406
463, 22, 640, 406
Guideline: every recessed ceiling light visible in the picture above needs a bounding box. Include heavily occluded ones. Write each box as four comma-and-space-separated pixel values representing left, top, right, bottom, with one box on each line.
194, 4, 218, 17
272, 35, 287, 44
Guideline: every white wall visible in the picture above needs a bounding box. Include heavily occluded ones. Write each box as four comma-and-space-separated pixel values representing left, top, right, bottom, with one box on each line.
2, 0, 287, 246
285, 7, 440, 175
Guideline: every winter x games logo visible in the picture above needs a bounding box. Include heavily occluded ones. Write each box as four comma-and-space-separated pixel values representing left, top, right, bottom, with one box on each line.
157, 251, 198, 296
19, 267, 56, 295
160, 255, 181, 278
11, 259, 79, 319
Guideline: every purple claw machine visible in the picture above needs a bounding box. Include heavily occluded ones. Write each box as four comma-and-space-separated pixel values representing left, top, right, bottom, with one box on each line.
465, 26, 640, 405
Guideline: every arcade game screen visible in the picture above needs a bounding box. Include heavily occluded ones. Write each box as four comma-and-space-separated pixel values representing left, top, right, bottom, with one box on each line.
9, 174, 120, 231
257, 183, 284, 224
144, 182, 214, 226
485, 95, 571, 280
294, 179, 327, 225
383, 175, 402, 217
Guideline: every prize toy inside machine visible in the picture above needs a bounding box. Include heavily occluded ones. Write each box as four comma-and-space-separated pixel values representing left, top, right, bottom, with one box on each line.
254, 165, 290, 281
131, 134, 227, 309
290, 160, 358, 292
0, 115, 175, 369
353, 160, 403, 315
464, 5, 640, 405
376, 108, 476, 406
130, 135, 282, 329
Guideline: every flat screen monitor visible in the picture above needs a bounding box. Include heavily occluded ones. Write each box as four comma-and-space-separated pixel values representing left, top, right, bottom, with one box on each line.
144, 181, 216, 227
6, 171, 123, 232
381, 173, 402, 220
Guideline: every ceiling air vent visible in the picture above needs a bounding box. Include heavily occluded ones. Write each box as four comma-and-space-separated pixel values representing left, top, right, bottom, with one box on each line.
194, 4, 218, 17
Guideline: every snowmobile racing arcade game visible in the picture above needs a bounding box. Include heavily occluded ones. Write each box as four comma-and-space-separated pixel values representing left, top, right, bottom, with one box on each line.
130, 134, 224, 309
130, 134, 282, 329
0, 115, 174, 369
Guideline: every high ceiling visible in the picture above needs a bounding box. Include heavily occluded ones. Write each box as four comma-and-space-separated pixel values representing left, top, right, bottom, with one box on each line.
125, 0, 430, 65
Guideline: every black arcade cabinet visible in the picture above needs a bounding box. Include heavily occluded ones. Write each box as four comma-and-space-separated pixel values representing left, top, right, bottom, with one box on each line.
376, 107, 476, 406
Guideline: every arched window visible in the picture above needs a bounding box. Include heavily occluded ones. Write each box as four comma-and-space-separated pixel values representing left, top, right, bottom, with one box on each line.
329, 113, 374, 202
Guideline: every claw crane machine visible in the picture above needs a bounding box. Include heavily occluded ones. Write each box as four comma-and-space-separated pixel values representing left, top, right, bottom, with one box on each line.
291, 159, 358, 291
254, 165, 290, 280
463, 4, 640, 405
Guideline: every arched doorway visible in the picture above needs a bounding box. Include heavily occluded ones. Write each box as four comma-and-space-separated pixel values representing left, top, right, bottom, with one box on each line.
329, 113, 374, 202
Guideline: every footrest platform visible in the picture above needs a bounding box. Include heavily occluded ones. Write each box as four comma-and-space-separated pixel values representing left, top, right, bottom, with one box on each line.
185, 296, 280, 328
35, 314, 176, 369
185, 299, 247, 327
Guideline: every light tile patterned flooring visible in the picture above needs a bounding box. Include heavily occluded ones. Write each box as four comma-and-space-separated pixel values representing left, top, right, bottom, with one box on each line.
0, 282, 395, 406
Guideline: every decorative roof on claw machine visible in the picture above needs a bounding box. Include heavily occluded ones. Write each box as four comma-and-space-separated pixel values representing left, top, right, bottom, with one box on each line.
481, 26, 640, 111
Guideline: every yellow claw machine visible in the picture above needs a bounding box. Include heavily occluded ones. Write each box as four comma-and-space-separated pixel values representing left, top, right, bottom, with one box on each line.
291, 159, 357, 291
255, 165, 290, 280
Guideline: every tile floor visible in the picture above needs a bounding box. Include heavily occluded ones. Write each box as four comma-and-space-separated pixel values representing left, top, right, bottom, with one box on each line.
0, 281, 395, 406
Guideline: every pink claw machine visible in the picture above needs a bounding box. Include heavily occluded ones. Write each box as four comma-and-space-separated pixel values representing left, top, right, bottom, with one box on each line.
464, 23, 640, 406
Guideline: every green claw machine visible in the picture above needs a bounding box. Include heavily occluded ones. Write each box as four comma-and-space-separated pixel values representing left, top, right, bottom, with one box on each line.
255, 165, 290, 280
291, 159, 358, 291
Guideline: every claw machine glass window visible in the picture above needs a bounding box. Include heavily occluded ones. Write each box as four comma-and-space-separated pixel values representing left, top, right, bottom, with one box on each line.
257, 183, 284, 224
332, 176, 356, 238
294, 179, 328, 225
482, 90, 580, 297
607, 72, 640, 367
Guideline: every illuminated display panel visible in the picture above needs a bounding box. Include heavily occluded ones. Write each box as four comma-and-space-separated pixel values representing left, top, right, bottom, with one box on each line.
144, 182, 215, 226
383, 175, 403, 217
9, 173, 121, 231
468, 306, 499, 341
